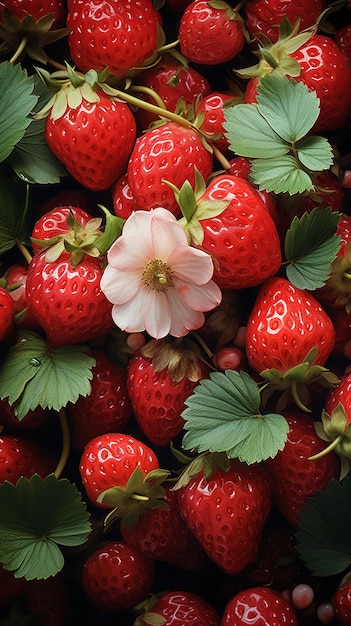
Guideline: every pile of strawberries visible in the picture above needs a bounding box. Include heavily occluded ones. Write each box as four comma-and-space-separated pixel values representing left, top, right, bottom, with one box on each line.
2, 0, 351, 624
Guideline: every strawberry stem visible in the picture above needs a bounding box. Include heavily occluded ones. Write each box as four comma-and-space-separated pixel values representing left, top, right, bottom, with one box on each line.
308, 434, 343, 461
343, 271, 351, 280
54, 408, 71, 478
130, 494, 150, 502
290, 381, 311, 413
16, 239, 32, 265
9, 37, 27, 64
129, 84, 167, 111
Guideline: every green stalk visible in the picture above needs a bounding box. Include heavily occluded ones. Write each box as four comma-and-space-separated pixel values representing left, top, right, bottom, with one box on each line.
308, 434, 343, 461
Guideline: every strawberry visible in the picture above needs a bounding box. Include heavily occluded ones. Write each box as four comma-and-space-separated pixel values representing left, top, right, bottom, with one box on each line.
244, 0, 323, 44
135, 590, 220, 625
67, 349, 132, 451
23, 575, 72, 626
30, 205, 93, 255
220, 586, 299, 625
175, 456, 272, 575
120, 484, 206, 571
245, 276, 335, 376
314, 215, 351, 311
178, 0, 245, 66
127, 121, 213, 216
0, 398, 50, 432
185, 173, 282, 290
263, 412, 340, 526
25, 249, 115, 348
0, 434, 57, 484
112, 173, 138, 221
126, 337, 211, 447
243, 31, 351, 133
42, 74, 137, 191
134, 52, 211, 131
227, 156, 279, 224
336, 23, 351, 65
81, 539, 155, 612
332, 570, 351, 626
0, 0, 66, 28
66, 0, 162, 79
79, 431, 162, 508
317, 370, 351, 460
0, 285, 15, 341
195, 91, 242, 155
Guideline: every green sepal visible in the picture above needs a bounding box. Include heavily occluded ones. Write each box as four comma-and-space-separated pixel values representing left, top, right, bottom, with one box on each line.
0, 330, 95, 419
171, 451, 231, 491
296, 476, 351, 577
94, 205, 124, 256
0, 474, 91, 580
98, 467, 171, 530
284, 207, 341, 290
181, 369, 289, 465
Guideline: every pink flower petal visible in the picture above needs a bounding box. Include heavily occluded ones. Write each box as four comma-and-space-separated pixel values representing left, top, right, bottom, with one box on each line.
111, 288, 148, 333
168, 245, 215, 285
166, 289, 206, 336
107, 233, 153, 270
151, 213, 188, 259
173, 279, 222, 311
142, 289, 172, 339
100, 266, 141, 305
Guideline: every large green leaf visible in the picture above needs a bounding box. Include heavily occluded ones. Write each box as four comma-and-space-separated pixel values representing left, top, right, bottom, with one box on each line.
284, 207, 341, 290
296, 135, 334, 171
223, 104, 289, 159
181, 370, 289, 465
0, 474, 91, 580
0, 61, 38, 163
257, 74, 320, 142
296, 476, 351, 576
0, 330, 96, 419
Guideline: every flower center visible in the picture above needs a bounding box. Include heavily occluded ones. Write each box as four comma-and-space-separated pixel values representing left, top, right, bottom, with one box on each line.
142, 259, 174, 292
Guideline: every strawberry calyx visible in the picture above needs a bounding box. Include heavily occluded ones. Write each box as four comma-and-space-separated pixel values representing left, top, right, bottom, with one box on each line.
260, 347, 339, 413
0, 8, 70, 64
31, 206, 122, 267
309, 404, 351, 463
133, 594, 167, 626
97, 467, 171, 531
140, 335, 211, 383
171, 451, 231, 491
236, 18, 317, 79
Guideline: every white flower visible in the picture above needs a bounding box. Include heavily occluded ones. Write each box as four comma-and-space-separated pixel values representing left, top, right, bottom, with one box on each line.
100, 207, 222, 339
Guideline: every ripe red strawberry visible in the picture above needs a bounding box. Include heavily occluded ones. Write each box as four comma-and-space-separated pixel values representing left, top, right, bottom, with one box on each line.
244, 32, 351, 133
220, 586, 299, 625
195, 91, 242, 154
264, 412, 340, 526
0, 0, 66, 28
0, 434, 57, 484
81, 540, 155, 612
120, 484, 206, 571
244, 0, 323, 44
134, 53, 211, 131
25, 249, 114, 348
178, 0, 245, 65
332, 570, 351, 626
112, 173, 138, 220
31, 205, 93, 255
227, 156, 279, 224
189, 173, 282, 290
336, 23, 351, 65
79, 432, 161, 508
136, 590, 220, 625
314, 215, 351, 311
176, 457, 272, 575
67, 349, 132, 451
245, 276, 335, 376
317, 370, 351, 460
126, 338, 211, 446
0, 398, 50, 432
44, 85, 137, 191
67, 0, 162, 78
0, 285, 15, 341
127, 121, 213, 216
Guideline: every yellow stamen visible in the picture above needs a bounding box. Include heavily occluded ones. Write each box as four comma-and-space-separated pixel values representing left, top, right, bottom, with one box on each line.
142, 259, 173, 292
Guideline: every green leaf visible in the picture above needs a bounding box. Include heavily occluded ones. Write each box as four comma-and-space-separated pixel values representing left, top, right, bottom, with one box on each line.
296, 476, 351, 576
181, 370, 289, 465
0, 474, 91, 580
257, 74, 320, 142
250, 156, 313, 195
223, 104, 289, 159
9, 118, 67, 184
0, 330, 95, 419
0, 171, 31, 255
284, 207, 341, 290
0, 61, 38, 163
296, 135, 334, 171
